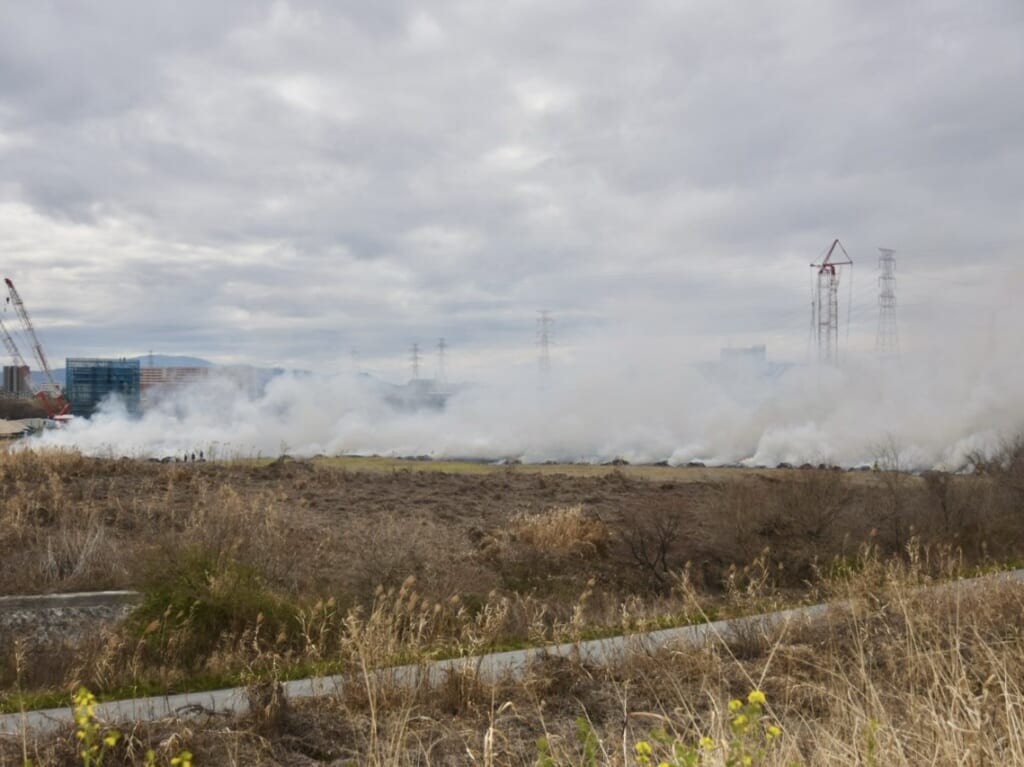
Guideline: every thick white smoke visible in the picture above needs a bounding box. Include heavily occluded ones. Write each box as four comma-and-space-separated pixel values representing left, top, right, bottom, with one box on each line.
21, 325, 1024, 471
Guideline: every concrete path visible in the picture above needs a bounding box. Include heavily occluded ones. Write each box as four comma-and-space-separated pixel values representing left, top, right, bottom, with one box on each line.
3, 569, 1021, 737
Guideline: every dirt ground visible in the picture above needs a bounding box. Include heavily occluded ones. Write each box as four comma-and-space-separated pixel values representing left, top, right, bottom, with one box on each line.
0, 400, 46, 421
1, 453, 1018, 602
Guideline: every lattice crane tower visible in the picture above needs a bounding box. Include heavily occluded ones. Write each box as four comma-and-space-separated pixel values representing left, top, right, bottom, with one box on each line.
810, 239, 853, 365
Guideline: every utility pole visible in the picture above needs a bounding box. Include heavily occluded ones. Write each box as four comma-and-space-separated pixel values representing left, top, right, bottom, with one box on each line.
811, 240, 853, 365
876, 248, 900, 359
536, 310, 553, 377
410, 343, 421, 380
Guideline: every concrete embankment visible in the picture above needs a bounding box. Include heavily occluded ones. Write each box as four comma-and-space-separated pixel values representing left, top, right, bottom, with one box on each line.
0, 591, 141, 650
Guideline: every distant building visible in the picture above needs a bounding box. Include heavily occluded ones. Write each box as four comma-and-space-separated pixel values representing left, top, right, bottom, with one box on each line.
65, 358, 141, 417
384, 378, 450, 412
719, 345, 767, 364
696, 346, 791, 400
140, 366, 209, 409
1, 365, 30, 397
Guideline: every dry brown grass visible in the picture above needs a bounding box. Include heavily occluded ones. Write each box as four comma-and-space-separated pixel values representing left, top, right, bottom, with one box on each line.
508, 504, 611, 557
2, 447, 1024, 764
5, 551, 1024, 765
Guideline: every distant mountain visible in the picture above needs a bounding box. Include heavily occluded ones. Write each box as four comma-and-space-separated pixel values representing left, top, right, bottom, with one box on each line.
136, 354, 214, 368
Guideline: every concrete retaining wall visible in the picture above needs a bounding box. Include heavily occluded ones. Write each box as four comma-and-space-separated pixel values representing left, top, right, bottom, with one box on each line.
0, 591, 141, 650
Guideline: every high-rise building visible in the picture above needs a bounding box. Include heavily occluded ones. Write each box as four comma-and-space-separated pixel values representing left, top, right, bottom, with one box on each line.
140, 366, 209, 409
65, 358, 141, 417
1, 365, 30, 397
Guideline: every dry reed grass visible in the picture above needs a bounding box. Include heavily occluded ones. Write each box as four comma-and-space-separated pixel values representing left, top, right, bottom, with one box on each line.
507, 505, 611, 557
2, 447, 1024, 764
5, 549, 1024, 765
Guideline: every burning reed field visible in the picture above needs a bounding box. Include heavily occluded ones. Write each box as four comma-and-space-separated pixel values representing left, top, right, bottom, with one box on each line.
2, 447, 1024, 765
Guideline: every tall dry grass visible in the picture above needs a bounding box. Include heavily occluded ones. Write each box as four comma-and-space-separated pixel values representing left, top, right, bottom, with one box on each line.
3, 447, 1024, 764
290, 553, 1024, 766
5, 547, 1024, 765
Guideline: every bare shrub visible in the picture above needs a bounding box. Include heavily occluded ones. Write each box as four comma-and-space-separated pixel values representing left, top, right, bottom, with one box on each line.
984, 435, 1024, 515
704, 480, 764, 567
773, 469, 849, 542
618, 505, 685, 592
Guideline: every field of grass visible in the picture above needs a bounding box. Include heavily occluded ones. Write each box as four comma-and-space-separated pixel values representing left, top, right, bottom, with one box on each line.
1, 446, 1023, 765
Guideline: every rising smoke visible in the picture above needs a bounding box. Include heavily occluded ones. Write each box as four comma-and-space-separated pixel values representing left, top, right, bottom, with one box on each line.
21, 316, 1024, 471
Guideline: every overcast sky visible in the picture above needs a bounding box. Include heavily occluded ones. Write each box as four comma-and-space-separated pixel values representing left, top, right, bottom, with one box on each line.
1, 1, 1022, 379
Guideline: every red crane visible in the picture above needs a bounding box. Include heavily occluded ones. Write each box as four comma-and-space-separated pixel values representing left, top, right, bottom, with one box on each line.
810, 239, 853, 365
3, 278, 71, 418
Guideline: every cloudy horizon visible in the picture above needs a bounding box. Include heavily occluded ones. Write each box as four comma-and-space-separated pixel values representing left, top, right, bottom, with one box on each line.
2, 1, 1022, 383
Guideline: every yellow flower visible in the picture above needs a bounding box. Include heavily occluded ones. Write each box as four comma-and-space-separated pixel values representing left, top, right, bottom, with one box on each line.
742, 756, 752, 766
734, 714, 748, 728
699, 736, 715, 750
103, 731, 119, 747
747, 690, 766, 705
729, 698, 743, 712
767, 724, 782, 739
634, 740, 653, 764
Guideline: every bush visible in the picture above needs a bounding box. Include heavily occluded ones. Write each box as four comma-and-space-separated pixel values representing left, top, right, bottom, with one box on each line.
129, 548, 297, 671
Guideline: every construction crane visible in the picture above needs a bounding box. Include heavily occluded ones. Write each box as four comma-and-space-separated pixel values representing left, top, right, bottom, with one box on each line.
2, 278, 70, 418
0, 316, 31, 389
810, 239, 853, 365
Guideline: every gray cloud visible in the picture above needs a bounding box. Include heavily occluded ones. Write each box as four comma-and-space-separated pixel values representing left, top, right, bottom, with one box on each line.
0, 0, 1022, 373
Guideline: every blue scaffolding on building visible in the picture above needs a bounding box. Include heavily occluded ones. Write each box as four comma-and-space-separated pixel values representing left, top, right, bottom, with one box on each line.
65, 358, 141, 417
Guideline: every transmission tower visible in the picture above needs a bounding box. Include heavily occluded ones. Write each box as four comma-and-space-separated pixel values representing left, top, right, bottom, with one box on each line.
810, 239, 853, 365
410, 343, 421, 380
536, 310, 553, 376
436, 337, 447, 384
876, 248, 900, 358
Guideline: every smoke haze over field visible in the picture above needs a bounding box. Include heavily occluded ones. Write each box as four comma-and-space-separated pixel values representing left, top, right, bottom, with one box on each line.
26, 301, 1024, 470
2, 2, 1023, 465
